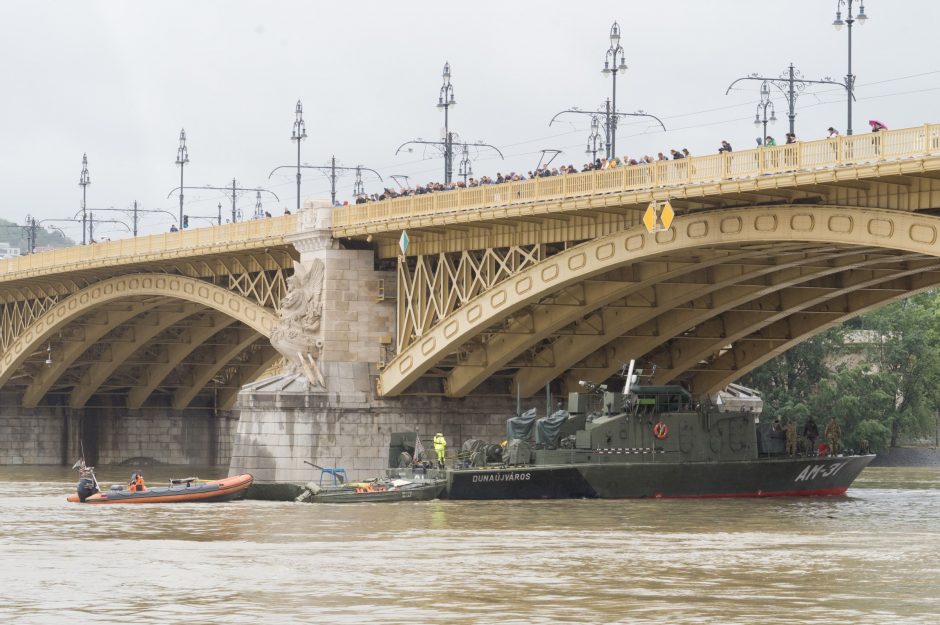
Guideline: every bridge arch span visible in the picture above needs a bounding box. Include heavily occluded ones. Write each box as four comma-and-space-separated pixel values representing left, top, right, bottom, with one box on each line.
0, 273, 278, 406
379, 205, 940, 397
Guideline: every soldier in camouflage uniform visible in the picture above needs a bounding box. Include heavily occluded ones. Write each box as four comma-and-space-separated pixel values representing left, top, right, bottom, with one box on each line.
824, 418, 843, 455
784, 419, 798, 456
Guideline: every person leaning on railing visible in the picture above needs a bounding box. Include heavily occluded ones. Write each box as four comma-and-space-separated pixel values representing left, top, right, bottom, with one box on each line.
346, 123, 919, 205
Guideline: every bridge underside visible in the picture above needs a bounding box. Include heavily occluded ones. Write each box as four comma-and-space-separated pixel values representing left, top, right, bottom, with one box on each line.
0, 247, 294, 411
378, 205, 940, 399
3, 297, 278, 411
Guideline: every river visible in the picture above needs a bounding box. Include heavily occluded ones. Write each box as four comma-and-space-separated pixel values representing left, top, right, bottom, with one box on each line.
1, 466, 938, 625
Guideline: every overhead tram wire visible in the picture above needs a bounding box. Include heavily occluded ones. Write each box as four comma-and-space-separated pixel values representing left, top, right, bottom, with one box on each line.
305, 68, 940, 203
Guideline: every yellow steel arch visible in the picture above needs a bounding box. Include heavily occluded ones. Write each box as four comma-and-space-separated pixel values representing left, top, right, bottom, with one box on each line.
517, 255, 940, 397
378, 205, 940, 397
0, 273, 278, 396
125, 312, 238, 410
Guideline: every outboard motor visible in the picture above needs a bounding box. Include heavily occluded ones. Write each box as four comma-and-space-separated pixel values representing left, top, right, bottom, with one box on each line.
76, 477, 99, 502
72, 458, 100, 502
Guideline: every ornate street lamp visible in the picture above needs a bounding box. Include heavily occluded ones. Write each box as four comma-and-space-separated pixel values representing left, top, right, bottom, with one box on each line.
78, 154, 90, 245
833, 0, 869, 135
437, 62, 457, 183
457, 143, 473, 184
174, 129, 189, 226
601, 22, 628, 159
754, 82, 777, 142
585, 114, 603, 163
291, 100, 307, 212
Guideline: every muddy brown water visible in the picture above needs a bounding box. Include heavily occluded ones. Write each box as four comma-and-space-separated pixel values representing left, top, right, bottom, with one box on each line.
1, 466, 938, 624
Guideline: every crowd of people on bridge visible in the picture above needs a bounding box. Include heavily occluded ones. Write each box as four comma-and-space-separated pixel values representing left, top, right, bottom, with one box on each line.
350, 120, 888, 206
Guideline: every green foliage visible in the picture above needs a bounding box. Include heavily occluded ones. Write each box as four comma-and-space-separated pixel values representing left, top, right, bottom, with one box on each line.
854, 419, 892, 452
742, 290, 940, 449
0, 218, 74, 252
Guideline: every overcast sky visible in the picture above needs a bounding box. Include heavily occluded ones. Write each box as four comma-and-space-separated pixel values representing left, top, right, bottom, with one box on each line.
1, 1, 937, 240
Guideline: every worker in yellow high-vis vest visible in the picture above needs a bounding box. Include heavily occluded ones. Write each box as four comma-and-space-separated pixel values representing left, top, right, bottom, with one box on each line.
433, 432, 447, 469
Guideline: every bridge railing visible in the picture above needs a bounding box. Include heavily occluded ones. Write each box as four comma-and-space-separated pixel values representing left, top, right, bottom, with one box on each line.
0, 214, 297, 279
332, 123, 940, 231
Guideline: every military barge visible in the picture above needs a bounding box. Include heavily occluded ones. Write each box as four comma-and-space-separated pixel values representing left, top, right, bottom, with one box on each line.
438, 364, 874, 500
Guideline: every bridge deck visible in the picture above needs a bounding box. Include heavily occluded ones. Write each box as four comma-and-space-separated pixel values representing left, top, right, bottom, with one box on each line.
0, 215, 296, 283
333, 124, 940, 256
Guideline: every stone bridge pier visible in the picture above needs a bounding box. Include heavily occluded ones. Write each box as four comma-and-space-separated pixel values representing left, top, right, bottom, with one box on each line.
228, 203, 513, 483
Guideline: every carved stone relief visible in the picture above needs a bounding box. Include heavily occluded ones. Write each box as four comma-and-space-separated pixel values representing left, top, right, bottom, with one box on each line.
270, 259, 327, 389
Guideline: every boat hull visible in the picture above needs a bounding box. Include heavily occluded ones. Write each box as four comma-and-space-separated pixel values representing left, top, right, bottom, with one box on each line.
67, 474, 253, 504
445, 455, 874, 500
311, 482, 446, 504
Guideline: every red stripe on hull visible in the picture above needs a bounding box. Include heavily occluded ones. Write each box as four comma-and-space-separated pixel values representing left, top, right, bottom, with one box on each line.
656, 486, 848, 499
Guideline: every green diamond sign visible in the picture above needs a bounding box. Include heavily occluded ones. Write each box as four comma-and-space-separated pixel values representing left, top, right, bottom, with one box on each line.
399, 230, 410, 255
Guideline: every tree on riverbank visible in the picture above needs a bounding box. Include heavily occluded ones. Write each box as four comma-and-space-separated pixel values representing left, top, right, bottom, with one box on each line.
742, 291, 940, 450
0, 218, 74, 252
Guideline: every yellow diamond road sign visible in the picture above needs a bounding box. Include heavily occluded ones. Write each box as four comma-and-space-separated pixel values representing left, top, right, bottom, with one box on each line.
660, 200, 675, 230
642, 203, 657, 233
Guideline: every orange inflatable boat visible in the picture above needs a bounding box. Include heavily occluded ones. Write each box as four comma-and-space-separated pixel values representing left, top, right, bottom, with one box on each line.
67, 473, 253, 504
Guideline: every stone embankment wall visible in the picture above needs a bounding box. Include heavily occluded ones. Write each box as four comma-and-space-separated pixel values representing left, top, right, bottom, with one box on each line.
0, 393, 235, 466
229, 390, 519, 483
0, 405, 69, 465
870, 447, 940, 467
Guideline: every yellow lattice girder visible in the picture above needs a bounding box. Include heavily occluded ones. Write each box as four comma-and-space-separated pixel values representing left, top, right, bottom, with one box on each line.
444, 244, 866, 397
561, 268, 936, 393
68, 305, 202, 409
21, 302, 156, 408
0, 273, 277, 391
689, 271, 940, 393
522, 252, 931, 396
648, 266, 940, 386
379, 205, 940, 397
125, 312, 238, 409
171, 328, 264, 410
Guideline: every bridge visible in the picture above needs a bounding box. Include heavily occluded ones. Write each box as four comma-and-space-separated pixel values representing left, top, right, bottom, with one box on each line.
0, 218, 296, 411
1, 124, 939, 414
330, 124, 940, 398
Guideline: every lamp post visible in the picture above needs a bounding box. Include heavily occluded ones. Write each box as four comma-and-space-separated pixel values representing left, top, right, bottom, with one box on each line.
586, 114, 603, 163
78, 154, 90, 245
833, 0, 868, 135
726, 65, 847, 137
270, 160, 382, 206
754, 82, 777, 142
175, 129, 189, 226
437, 62, 457, 184
549, 107, 666, 154
291, 100, 307, 212
457, 144, 473, 184
601, 22, 628, 159
395, 139, 503, 184
167, 181, 279, 225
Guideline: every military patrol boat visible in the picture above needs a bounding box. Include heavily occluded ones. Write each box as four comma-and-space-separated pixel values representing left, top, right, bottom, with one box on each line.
444, 362, 874, 500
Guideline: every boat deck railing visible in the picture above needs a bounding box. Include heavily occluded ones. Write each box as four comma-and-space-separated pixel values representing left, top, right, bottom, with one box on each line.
386, 467, 446, 481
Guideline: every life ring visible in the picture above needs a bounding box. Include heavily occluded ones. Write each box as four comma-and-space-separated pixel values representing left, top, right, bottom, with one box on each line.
652, 421, 669, 440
